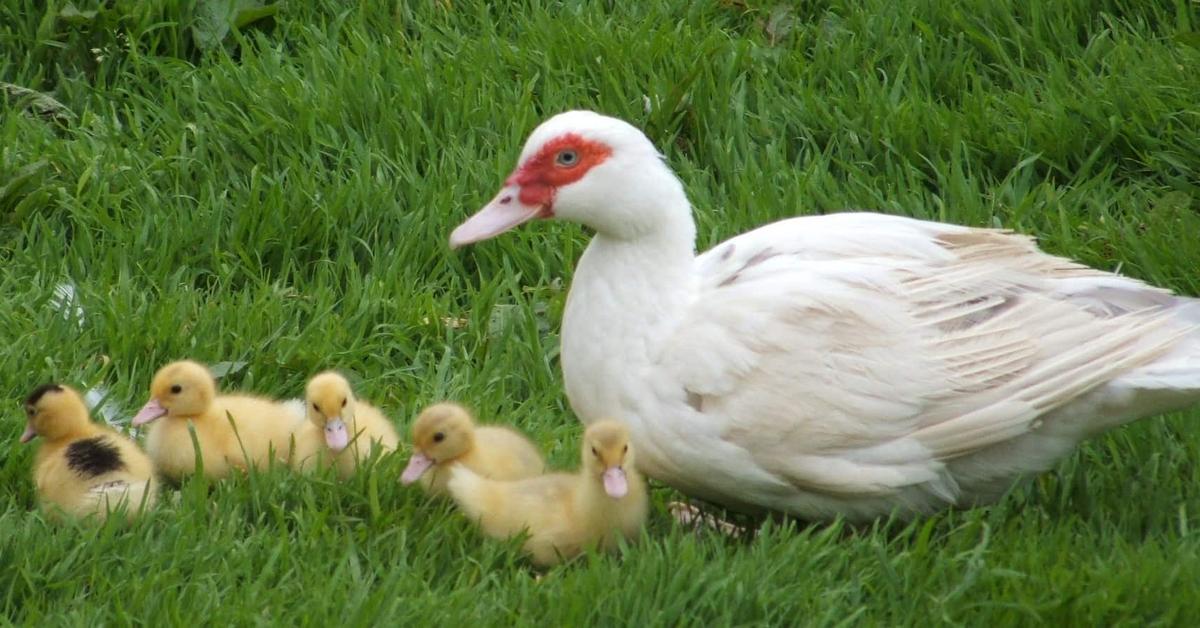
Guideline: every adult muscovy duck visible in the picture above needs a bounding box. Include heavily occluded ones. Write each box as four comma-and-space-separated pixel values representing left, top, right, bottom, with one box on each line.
450, 110, 1200, 521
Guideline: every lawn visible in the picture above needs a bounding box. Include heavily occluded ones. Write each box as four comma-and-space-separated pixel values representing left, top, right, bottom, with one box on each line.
2, 0, 1199, 624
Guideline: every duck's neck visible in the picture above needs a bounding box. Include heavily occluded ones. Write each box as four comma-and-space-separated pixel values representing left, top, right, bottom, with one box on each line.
561, 199, 697, 423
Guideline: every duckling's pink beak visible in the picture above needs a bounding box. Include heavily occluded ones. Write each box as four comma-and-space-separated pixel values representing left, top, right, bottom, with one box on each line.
19, 424, 36, 443
603, 467, 628, 498
324, 418, 349, 452
131, 398, 168, 426
400, 452, 433, 485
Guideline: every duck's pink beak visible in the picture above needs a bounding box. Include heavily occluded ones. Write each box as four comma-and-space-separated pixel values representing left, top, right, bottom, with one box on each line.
450, 186, 544, 248
131, 398, 167, 426
19, 424, 36, 443
602, 467, 628, 498
400, 452, 434, 485
324, 418, 350, 452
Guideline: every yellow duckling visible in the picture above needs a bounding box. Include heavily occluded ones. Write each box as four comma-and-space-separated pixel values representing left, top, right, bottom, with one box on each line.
132, 360, 304, 481
293, 371, 399, 478
400, 402, 544, 494
447, 420, 648, 566
22, 384, 159, 521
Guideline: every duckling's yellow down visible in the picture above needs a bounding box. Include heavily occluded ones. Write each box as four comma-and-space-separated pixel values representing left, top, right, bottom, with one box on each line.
23, 384, 159, 522
447, 420, 648, 566
133, 360, 305, 481
400, 402, 544, 494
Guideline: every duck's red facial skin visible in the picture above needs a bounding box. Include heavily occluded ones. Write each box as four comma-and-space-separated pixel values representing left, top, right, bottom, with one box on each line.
506, 133, 613, 215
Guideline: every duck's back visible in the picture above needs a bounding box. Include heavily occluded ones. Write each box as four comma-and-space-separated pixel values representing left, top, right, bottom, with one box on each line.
449, 469, 576, 538
35, 431, 158, 520
350, 402, 399, 453
472, 426, 545, 480
215, 394, 303, 467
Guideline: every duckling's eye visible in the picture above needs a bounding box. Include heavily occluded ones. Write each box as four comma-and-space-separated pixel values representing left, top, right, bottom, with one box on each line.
312, 403, 320, 412
24, 406, 35, 417
341, 398, 347, 408
591, 446, 599, 457
622, 444, 628, 454
432, 432, 445, 443
169, 384, 182, 394
555, 149, 579, 167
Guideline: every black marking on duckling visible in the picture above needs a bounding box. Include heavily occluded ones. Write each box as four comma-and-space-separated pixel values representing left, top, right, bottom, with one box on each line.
24, 383, 64, 407
66, 437, 125, 477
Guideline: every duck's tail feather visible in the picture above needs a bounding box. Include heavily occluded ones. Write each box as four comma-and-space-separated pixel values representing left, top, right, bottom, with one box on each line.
1101, 296, 1200, 420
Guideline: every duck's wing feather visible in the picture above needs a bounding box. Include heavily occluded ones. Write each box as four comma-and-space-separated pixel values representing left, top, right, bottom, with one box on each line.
653, 213, 1195, 499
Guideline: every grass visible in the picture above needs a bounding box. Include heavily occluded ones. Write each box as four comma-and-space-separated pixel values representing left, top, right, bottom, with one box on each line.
2, 0, 1199, 624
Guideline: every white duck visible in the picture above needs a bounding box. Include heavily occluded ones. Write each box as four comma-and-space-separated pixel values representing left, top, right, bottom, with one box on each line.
450, 110, 1200, 521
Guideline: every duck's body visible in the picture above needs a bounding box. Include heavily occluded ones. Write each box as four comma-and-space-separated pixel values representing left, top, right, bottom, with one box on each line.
451, 111, 1200, 521
134, 361, 305, 481
296, 372, 399, 478
448, 420, 647, 566
23, 384, 159, 521
401, 403, 544, 495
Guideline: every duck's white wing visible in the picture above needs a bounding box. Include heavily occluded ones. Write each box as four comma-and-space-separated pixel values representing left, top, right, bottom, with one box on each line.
653, 213, 1197, 506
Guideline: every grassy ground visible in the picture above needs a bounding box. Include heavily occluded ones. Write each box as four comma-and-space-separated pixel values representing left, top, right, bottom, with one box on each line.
2, 0, 1199, 624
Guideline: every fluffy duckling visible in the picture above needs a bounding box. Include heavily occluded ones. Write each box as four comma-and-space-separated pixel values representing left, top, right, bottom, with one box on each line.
447, 420, 648, 567
132, 360, 304, 481
293, 371, 399, 478
400, 402, 544, 494
22, 384, 159, 521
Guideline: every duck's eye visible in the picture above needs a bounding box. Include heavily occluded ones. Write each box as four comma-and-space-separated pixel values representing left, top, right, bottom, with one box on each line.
555, 149, 579, 167
622, 444, 628, 454
24, 406, 34, 417
433, 432, 445, 443
169, 384, 182, 394
591, 446, 599, 457
341, 398, 347, 408
312, 403, 320, 412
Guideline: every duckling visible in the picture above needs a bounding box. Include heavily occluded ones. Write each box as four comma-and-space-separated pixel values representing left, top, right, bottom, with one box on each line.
132, 360, 304, 481
22, 384, 159, 521
294, 371, 399, 478
447, 419, 648, 567
400, 402, 544, 494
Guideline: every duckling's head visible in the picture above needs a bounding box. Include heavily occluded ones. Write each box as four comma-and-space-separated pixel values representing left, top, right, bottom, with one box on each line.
582, 420, 634, 499
132, 360, 217, 426
20, 384, 91, 443
400, 402, 476, 485
305, 371, 357, 453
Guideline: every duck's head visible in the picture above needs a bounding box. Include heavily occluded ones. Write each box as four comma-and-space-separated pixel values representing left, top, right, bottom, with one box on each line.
400, 402, 476, 485
20, 384, 90, 443
582, 419, 635, 499
305, 371, 357, 453
132, 360, 216, 426
450, 110, 690, 246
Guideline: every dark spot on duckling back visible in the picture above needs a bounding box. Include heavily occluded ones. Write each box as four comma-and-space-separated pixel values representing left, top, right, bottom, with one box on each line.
65, 437, 125, 478
24, 383, 64, 407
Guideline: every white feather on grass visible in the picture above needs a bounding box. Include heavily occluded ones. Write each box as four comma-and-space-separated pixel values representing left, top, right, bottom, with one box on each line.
84, 385, 128, 427
48, 281, 129, 427
50, 282, 86, 328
